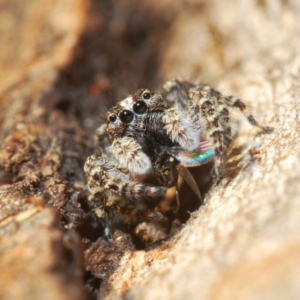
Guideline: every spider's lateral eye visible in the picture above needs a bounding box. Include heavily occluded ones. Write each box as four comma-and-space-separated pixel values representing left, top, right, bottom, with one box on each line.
133, 101, 147, 114
119, 110, 134, 123
143, 92, 151, 100
109, 114, 117, 122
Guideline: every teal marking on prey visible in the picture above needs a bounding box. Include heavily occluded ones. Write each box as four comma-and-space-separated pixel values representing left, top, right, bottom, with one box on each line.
185, 149, 215, 166
174, 148, 215, 168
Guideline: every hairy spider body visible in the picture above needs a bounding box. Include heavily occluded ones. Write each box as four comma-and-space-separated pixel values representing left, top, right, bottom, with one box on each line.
84, 79, 272, 240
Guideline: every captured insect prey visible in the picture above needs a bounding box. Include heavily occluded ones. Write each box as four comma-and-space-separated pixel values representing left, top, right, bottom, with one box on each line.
84, 79, 273, 241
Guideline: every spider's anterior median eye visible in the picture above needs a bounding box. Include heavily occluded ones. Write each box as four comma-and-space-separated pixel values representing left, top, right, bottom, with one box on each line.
119, 110, 134, 123
143, 92, 151, 100
133, 101, 147, 114
109, 114, 117, 122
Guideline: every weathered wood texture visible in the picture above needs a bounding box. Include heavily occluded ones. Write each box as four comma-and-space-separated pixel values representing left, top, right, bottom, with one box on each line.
0, 1, 88, 299
0, 0, 299, 299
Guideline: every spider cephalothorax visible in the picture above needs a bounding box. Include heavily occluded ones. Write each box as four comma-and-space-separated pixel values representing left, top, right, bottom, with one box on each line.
84, 79, 272, 240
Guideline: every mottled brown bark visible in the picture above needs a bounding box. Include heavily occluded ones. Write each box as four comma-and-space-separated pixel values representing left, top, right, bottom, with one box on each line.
0, 0, 299, 299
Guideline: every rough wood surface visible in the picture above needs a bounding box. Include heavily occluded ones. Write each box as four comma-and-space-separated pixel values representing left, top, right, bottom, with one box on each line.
0, 0, 299, 299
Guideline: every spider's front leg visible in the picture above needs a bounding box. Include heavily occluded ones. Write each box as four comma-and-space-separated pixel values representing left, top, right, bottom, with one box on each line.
84, 154, 166, 241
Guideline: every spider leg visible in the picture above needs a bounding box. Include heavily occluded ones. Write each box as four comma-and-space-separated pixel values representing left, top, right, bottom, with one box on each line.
84, 154, 167, 239
188, 85, 273, 177
188, 86, 232, 177
224, 95, 273, 133
90, 191, 166, 241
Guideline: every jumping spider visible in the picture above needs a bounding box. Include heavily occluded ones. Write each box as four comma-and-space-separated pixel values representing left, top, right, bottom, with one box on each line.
84, 79, 272, 240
